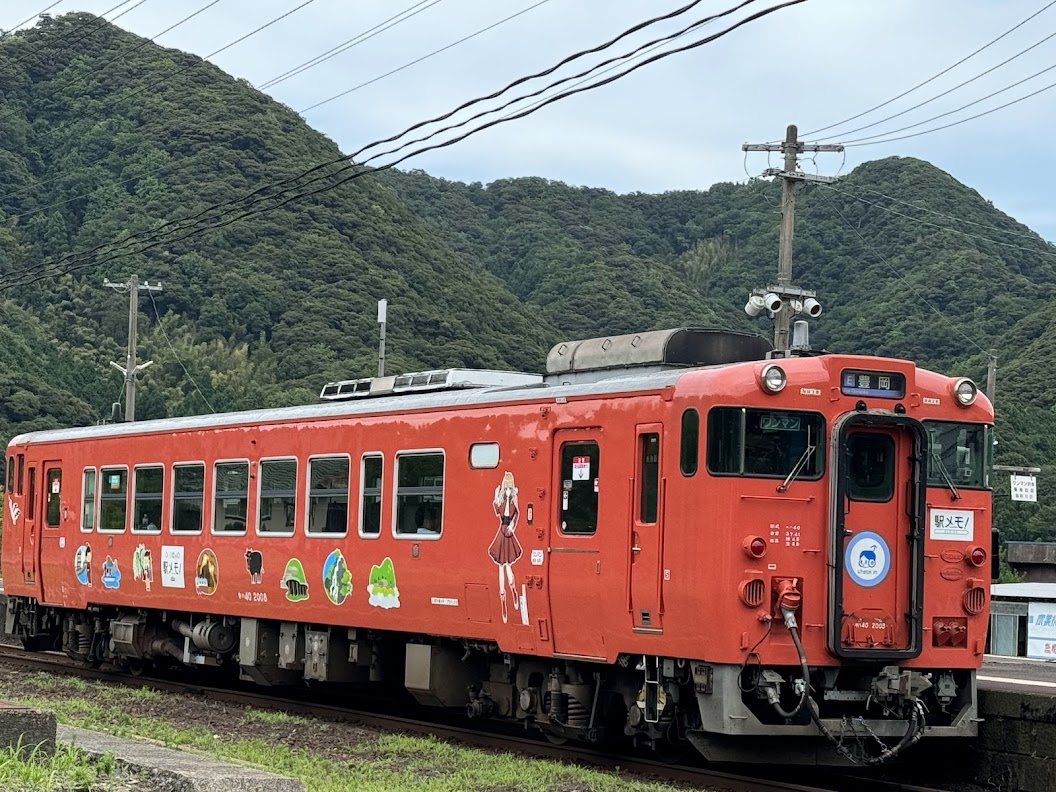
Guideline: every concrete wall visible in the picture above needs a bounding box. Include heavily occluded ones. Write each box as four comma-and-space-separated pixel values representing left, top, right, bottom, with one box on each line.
972, 689, 1056, 792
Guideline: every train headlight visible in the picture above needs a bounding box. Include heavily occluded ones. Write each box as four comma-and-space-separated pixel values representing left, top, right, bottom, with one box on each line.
953, 378, 978, 407
760, 364, 786, 394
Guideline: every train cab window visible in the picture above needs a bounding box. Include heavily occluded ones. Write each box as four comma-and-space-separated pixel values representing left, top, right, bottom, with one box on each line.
81, 469, 96, 532
172, 464, 205, 533
257, 459, 297, 535
360, 454, 383, 537
307, 456, 349, 536
680, 409, 699, 476
6, 456, 13, 492
925, 421, 989, 489
214, 461, 249, 534
133, 466, 163, 533
394, 452, 444, 537
846, 434, 895, 502
99, 467, 128, 532
707, 408, 824, 480
45, 468, 62, 528
639, 433, 660, 523
560, 441, 599, 535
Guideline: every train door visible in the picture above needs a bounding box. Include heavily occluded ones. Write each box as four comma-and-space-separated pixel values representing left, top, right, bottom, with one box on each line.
40, 464, 64, 603
20, 463, 38, 587
629, 424, 664, 633
548, 430, 606, 659
829, 414, 925, 659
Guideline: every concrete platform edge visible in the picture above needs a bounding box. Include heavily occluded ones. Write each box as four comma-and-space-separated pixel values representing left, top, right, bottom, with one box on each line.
58, 724, 305, 792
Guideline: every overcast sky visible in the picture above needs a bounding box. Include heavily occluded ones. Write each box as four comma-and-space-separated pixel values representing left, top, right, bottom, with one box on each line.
5, 0, 1056, 243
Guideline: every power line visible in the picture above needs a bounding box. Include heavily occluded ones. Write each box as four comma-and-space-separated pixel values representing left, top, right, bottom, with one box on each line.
842, 75, 1056, 148
146, 289, 216, 414
836, 183, 1054, 245
0, 0, 810, 291
4, 1, 65, 33
0, 0, 136, 70
838, 60, 1056, 146
800, 0, 1056, 140
818, 28, 1056, 143
0, 0, 308, 207
817, 188, 990, 355
258, 0, 444, 90
4, 0, 738, 271
299, 0, 551, 113
822, 184, 1056, 258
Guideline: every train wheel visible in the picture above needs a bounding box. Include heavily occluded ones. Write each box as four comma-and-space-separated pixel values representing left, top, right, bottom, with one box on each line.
542, 730, 569, 745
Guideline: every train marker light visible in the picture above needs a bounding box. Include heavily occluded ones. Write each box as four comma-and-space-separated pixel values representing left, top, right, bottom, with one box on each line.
953, 378, 978, 406
967, 546, 987, 567
744, 536, 767, 559
760, 364, 786, 394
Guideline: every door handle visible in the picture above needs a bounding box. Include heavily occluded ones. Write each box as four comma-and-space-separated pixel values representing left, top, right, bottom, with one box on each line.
631, 530, 641, 553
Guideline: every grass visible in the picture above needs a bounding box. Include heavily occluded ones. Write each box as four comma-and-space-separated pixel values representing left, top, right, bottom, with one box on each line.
0, 740, 119, 791
0, 673, 693, 792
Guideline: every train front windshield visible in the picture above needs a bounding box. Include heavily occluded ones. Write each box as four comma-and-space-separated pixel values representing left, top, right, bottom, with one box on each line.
924, 421, 990, 489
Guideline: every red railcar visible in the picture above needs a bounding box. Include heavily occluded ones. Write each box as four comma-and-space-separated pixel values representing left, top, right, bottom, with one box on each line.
1, 328, 993, 764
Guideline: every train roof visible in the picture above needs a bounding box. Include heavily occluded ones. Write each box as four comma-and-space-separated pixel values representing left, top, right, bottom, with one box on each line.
9, 368, 689, 447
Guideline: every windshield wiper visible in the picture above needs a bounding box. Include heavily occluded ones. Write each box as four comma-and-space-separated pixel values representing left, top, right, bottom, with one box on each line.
777, 430, 815, 493
930, 451, 962, 501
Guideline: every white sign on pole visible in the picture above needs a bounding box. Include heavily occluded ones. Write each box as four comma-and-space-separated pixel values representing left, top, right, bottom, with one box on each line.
1027, 601, 1056, 660
1011, 474, 1038, 503
377, 299, 387, 323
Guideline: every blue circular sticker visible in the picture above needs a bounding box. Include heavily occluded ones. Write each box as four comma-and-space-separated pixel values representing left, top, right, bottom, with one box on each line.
845, 531, 891, 588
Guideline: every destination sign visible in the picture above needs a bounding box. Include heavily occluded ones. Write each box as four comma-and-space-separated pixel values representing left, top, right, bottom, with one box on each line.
840, 369, 906, 399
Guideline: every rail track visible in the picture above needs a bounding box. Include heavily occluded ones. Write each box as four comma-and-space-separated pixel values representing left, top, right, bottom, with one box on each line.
0, 644, 954, 792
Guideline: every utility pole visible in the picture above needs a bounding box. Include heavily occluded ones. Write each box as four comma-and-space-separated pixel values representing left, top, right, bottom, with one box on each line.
987, 353, 997, 402
742, 125, 844, 353
104, 275, 161, 422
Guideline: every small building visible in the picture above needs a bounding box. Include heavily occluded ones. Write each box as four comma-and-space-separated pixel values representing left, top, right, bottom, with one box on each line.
989, 582, 1056, 659
1005, 542, 1056, 583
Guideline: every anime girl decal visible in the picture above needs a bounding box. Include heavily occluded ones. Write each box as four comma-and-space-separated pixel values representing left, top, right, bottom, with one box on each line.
488, 471, 528, 625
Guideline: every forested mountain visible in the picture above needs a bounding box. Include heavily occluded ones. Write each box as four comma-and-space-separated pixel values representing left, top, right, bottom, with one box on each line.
1, 13, 1054, 539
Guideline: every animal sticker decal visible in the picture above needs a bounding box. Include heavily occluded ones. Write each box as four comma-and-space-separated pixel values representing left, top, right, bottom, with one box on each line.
845, 532, 891, 588
132, 544, 154, 591
488, 472, 528, 625
323, 549, 352, 606
281, 559, 309, 602
8, 497, 20, 524
74, 544, 92, 586
367, 557, 400, 609
245, 549, 263, 584
195, 549, 219, 596
101, 556, 121, 589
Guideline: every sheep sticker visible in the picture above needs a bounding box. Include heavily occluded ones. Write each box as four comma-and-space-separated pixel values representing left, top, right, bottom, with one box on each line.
844, 532, 890, 588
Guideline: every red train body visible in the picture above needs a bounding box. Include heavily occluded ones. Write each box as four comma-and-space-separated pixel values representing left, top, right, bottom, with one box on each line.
0, 328, 993, 764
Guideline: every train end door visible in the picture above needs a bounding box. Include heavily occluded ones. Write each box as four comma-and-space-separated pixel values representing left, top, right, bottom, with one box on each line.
629, 424, 664, 633
829, 414, 925, 659
39, 463, 65, 604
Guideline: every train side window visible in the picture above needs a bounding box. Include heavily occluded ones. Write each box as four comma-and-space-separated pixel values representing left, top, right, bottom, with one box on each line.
707, 408, 824, 479
133, 465, 163, 533
680, 409, 699, 476
560, 441, 599, 535
360, 454, 383, 538
639, 434, 660, 524
846, 434, 895, 502
81, 468, 96, 532
6, 456, 13, 492
172, 463, 205, 533
257, 458, 297, 536
394, 452, 444, 538
45, 468, 62, 528
99, 467, 128, 532
27, 467, 35, 520
214, 461, 249, 534
469, 443, 500, 469
17, 454, 24, 495
307, 456, 349, 536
